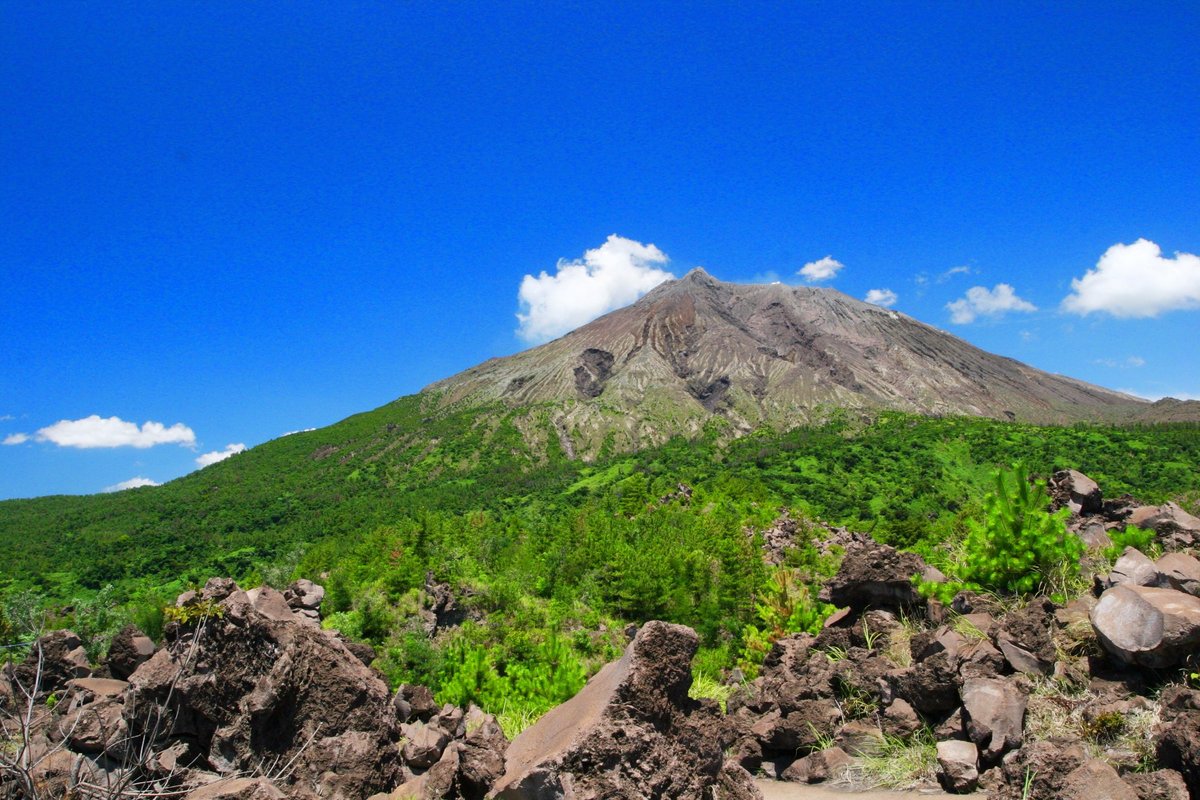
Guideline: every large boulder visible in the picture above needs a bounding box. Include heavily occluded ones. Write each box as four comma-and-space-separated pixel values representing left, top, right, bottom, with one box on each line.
490, 621, 760, 800
1154, 552, 1200, 596
1060, 759, 1138, 800
126, 578, 401, 798
1091, 584, 1200, 668
1104, 547, 1161, 590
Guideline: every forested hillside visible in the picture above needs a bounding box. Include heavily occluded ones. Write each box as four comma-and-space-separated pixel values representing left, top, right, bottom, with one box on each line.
1, 401, 1197, 726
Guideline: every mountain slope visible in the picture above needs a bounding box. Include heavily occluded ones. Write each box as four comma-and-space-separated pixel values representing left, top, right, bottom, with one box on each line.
427, 269, 1149, 456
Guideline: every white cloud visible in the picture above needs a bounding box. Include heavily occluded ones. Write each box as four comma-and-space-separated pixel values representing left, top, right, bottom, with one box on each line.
938, 265, 972, 283
33, 415, 196, 449
3, 433, 29, 445
103, 476, 160, 493
516, 235, 675, 343
1062, 239, 1200, 317
1094, 356, 1146, 369
946, 284, 1037, 324
798, 256, 844, 282
0, 414, 14, 422
196, 443, 246, 468
864, 288, 898, 307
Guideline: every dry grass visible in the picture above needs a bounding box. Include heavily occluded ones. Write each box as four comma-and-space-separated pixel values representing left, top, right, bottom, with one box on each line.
1023, 678, 1162, 770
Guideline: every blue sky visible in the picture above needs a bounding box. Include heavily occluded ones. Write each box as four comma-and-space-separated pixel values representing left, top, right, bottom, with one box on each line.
2, 2, 1198, 499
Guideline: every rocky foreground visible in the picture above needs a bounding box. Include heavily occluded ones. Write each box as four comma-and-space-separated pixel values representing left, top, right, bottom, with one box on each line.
3, 470, 1200, 799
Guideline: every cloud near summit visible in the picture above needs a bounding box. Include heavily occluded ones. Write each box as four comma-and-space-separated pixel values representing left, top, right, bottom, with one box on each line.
517, 235, 675, 343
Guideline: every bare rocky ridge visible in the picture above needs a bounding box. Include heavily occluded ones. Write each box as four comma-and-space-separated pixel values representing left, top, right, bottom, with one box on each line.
426, 270, 1186, 459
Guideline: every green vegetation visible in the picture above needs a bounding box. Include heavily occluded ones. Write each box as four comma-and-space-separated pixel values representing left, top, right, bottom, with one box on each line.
0, 398, 1197, 715
1103, 525, 1161, 562
921, 464, 1083, 602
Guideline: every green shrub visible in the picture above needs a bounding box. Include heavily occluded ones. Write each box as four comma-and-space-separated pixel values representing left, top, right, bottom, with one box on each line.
1103, 525, 1160, 562
163, 598, 225, 626
922, 465, 1080, 600
738, 567, 833, 677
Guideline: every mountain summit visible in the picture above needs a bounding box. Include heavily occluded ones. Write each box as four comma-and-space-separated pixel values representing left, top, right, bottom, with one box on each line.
426, 270, 1150, 456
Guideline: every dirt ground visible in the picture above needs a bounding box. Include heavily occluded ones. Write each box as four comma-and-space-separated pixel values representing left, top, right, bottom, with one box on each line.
755, 778, 985, 799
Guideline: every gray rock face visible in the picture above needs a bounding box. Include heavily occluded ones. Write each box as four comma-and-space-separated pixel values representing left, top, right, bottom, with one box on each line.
1091, 583, 1200, 668
426, 270, 1160, 463
490, 620, 759, 800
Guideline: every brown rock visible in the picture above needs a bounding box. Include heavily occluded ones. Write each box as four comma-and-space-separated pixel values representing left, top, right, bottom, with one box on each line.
1154, 552, 1200, 596
996, 740, 1087, 800
1124, 768, 1190, 800
884, 651, 960, 714
183, 777, 287, 799
106, 624, 157, 680
936, 739, 979, 793
1157, 709, 1200, 798
961, 677, 1026, 763
1105, 547, 1160, 589
881, 697, 921, 738
458, 707, 508, 800
127, 579, 401, 798
12, 629, 92, 698
780, 746, 852, 783
1060, 759, 1138, 800
394, 683, 440, 724
994, 601, 1056, 676
820, 541, 929, 611
834, 720, 884, 756
402, 721, 453, 769
1052, 469, 1103, 515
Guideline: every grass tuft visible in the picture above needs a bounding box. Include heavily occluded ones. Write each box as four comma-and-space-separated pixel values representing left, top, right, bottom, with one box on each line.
847, 729, 938, 789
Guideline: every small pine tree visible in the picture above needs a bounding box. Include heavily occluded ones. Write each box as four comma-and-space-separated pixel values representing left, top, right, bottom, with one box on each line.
959, 464, 1080, 595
